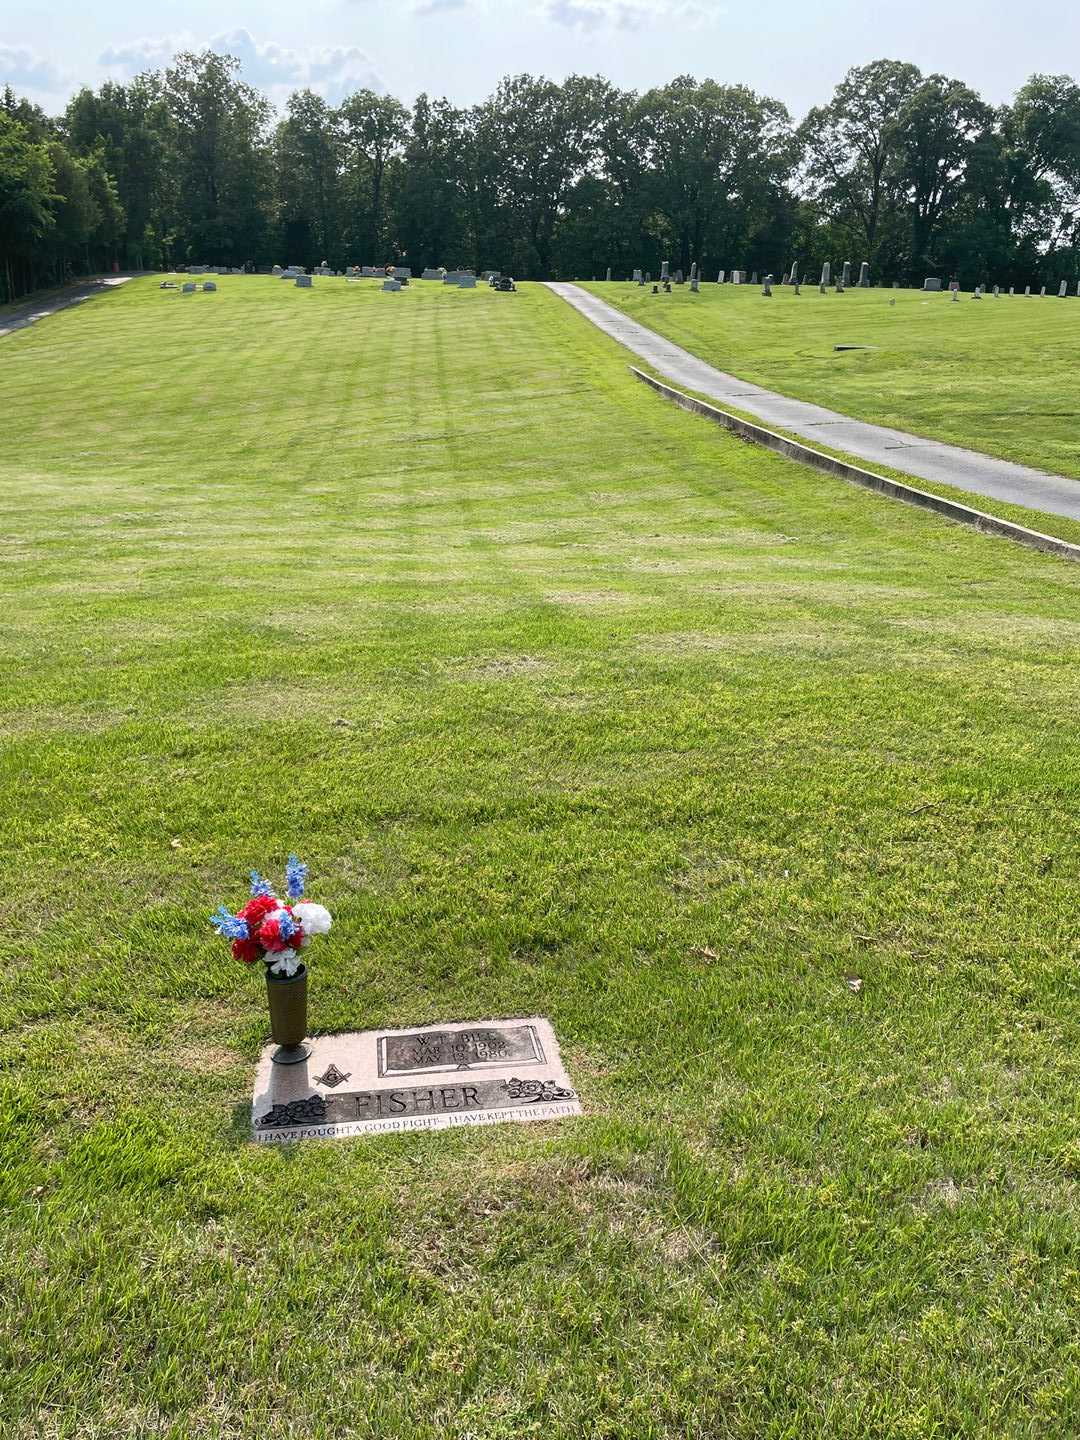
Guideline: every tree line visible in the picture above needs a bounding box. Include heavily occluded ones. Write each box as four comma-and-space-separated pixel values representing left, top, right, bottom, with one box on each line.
3, 52, 1080, 302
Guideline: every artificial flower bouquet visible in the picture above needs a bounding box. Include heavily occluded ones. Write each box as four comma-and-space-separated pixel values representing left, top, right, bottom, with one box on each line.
211, 855, 332, 977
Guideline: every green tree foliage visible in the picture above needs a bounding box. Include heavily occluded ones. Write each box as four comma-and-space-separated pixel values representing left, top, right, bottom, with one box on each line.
5, 51, 1080, 302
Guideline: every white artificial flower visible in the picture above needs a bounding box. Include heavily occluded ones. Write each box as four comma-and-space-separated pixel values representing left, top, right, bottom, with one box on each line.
292, 902, 332, 936
270, 949, 300, 977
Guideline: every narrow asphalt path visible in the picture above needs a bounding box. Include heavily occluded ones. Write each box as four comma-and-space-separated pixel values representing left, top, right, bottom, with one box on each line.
0, 275, 135, 338
546, 281, 1080, 522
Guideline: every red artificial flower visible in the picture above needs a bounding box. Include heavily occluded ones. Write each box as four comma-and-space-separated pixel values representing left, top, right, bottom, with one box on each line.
257, 916, 288, 952
240, 894, 279, 927
232, 936, 261, 964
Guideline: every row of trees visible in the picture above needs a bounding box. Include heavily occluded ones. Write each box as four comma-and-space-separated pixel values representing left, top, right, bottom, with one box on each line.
3, 53, 1080, 302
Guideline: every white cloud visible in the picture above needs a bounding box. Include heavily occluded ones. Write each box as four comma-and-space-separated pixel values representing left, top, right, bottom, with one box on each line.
0, 43, 68, 93
98, 29, 384, 105
412, 0, 471, 12
538, 0, 710, 27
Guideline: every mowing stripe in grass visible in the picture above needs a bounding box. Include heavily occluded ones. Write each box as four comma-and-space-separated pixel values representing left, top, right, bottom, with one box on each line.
630, 365, 1080, 566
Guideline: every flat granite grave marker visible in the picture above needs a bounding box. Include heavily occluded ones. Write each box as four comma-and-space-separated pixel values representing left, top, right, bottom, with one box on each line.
252, 1016, 581, 1142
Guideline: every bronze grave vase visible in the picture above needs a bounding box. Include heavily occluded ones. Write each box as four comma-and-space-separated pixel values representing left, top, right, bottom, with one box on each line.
266, 963, 310, 1065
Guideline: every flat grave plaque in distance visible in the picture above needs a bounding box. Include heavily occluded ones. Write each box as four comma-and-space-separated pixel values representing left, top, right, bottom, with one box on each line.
251, 1015, 580, 1143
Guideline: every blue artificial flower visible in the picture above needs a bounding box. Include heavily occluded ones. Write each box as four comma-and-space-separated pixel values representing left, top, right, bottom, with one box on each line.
210, 906, 249, 940
285, 854, 308, 900
249, 870, 275, 897
278, 910, 297, 942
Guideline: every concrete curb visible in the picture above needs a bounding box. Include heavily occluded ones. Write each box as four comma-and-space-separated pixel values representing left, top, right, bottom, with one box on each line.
630, 366, 1080, 565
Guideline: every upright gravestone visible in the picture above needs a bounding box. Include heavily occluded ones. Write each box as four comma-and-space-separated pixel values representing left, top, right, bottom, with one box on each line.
790, 263, 799, 286
841, 260, 852, 287
1025, 285, 1031, 295
660, 260, 670, 281
924, 277, 942, 291
973, 285, 982, 299
717, 270, 725, 284
690, 261, 698, 281
993, 285, 999, 296
1040, 285, 1046, 296
1059, 280, 1068, 298
295, 274, 313, 288
271, 265, 283, 276
632, 268, 643, 282
690, 276, 699, 293
606, 267, 612, 282
763, 274, 773, 296
821, 262, 831, 287
751, 270, 758, 285
858, 261, 870, 287
1076, 281, 1080, 297
458, 275, 477, 288
1009, 286, 1014, 295
675, 269, 684, 284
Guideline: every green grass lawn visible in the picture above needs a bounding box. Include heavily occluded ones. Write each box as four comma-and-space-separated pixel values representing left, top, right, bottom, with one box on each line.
583, 280, 1080, 483
2, 275, 1080, 1439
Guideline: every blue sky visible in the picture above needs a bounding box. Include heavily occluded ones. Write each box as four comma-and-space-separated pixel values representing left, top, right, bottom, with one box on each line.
3, 0, 1077, 118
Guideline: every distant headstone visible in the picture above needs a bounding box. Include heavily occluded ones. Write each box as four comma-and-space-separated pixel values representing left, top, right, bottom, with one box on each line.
660, 260, 670, 280
751, 270, 758, 285
952, 289, 959, 302
632, 268, 643, 282
382, 279, 401, 291
203, 281, 217, 292
458, 275, 477, 288
690, 261, 698, 281
645, 272, 651, 283
821, 262, 831, 286
763, 274, 773, 296
272, 265, 283, 276
651, 284, 659, 294
605, 267, 612, 282
296, 274, 313, 288
993, 285, 999, 296
794, 281, 801, 295
663, 279, 672, 293
731, 270, 742, 285
1076, 281, 1080, 297
1040, 285, 1046, 296
181, 282, 196, 293
972, 285, 982, 299
1025, 285, 1031, 295
675, 269, 684, 284
858, 261, 870, 287
690, 276, 699, 293
421, 268, 442, 280
1009, 286, 1014, 295
1058, 281, 1066, 297
392, 266, 413, 279
717, 270, 725, 284
923, 277, 941, 291
841, 260, 851, 287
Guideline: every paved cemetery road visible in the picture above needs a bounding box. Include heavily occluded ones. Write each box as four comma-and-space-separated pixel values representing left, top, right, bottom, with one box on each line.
0, 276, 135, 338
546, 282, 1080, 523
